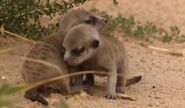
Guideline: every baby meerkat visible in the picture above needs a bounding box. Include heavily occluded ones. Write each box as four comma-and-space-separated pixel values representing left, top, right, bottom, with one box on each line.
21, 9, 107, 105
63, 24, 141, 99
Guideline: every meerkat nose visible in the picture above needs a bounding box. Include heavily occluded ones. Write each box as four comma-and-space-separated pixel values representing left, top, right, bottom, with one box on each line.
64, 56, 70, 64
64, 60, 68, 64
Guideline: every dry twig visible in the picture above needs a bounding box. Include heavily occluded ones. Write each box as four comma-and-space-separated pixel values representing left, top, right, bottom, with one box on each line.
117, 93, 136, 101
148, 46, 185, 56
0, 26, 35, 44
140, 42, 185, 56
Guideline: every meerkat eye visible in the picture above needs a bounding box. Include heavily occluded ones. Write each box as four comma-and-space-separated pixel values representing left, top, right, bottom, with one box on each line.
84, 16, 97, 25
91, 40, 99, 48
62, 47, 66, 52
71, 47, 85, 55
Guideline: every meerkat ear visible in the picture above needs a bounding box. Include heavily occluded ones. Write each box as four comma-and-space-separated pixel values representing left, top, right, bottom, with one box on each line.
91, 40, 99, 48
84, 16, 97, 25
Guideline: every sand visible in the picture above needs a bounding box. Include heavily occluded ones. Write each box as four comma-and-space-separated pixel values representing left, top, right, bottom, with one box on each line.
0, 0, 185, 108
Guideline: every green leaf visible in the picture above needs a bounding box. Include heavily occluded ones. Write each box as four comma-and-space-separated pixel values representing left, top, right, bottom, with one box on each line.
0, 84, 27, 95
143, 22, 157, 37
162, 33, 171, 43
133, 26, 145, 38
0, 84, 27, 108
170, 25, 180, 37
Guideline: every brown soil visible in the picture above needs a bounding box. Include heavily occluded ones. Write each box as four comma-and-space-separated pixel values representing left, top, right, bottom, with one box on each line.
1, 0, 185, 108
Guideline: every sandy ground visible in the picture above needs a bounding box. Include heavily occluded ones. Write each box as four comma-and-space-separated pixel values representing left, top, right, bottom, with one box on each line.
1, 0, 185, 108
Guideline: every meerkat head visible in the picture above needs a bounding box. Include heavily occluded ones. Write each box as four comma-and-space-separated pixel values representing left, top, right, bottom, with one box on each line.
59, 9, 107, 35
63, 24, 101, 66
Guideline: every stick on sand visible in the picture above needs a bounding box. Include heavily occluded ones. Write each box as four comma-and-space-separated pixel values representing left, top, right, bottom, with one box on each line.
148, 46, 185, 56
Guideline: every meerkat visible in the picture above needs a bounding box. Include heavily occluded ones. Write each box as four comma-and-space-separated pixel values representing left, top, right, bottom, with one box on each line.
63, 24, 142, 99
21, 9, 107, 105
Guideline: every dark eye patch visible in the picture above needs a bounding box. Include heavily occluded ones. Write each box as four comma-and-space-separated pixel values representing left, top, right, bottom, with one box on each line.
84, 16, 97, 25
91, 40, 99, 48
71, 47, 85, 56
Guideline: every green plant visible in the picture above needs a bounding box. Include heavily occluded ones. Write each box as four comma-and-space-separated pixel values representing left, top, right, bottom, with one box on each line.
0, 84, 26, 108
170, 25, 180, 37
132, 22, 157, 38
118, 15, 135, 35
0, 0, 89, 40
133, 26, 145, 38
162, 32, 172, 43
90, 8, 185, 43
143, 22, 157, 37
162, 26, 182, 43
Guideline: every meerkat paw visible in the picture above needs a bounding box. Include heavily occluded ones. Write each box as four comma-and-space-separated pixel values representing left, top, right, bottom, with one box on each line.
116, 86, 125, 93
106, 91, 117, 99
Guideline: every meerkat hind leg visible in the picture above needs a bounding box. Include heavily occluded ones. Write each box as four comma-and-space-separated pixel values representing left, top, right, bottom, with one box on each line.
116, 65, 127, 93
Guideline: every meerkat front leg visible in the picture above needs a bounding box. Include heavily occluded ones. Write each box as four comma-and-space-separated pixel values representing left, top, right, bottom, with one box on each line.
116, 61, 128, 93
106, 65, 117, 99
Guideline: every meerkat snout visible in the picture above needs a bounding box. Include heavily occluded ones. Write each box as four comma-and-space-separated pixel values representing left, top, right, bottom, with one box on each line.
64, 39, 99, 66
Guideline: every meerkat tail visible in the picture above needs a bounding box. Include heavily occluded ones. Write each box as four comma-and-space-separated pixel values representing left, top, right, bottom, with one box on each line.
24, 92, 48, 105
126, 75, 142, 87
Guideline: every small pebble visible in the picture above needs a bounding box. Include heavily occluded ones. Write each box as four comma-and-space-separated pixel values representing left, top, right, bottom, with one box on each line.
148, 103, 153, 107
1, 76, 6, 80
152, 86, 156, 89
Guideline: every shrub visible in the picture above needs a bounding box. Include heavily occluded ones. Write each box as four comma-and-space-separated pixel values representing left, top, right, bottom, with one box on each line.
0, 0, 89, 40
90, 8, 185, 43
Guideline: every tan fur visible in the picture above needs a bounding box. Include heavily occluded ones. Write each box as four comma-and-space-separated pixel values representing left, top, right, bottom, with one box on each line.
21, 9, 106, 105
63, 24, 129, 99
